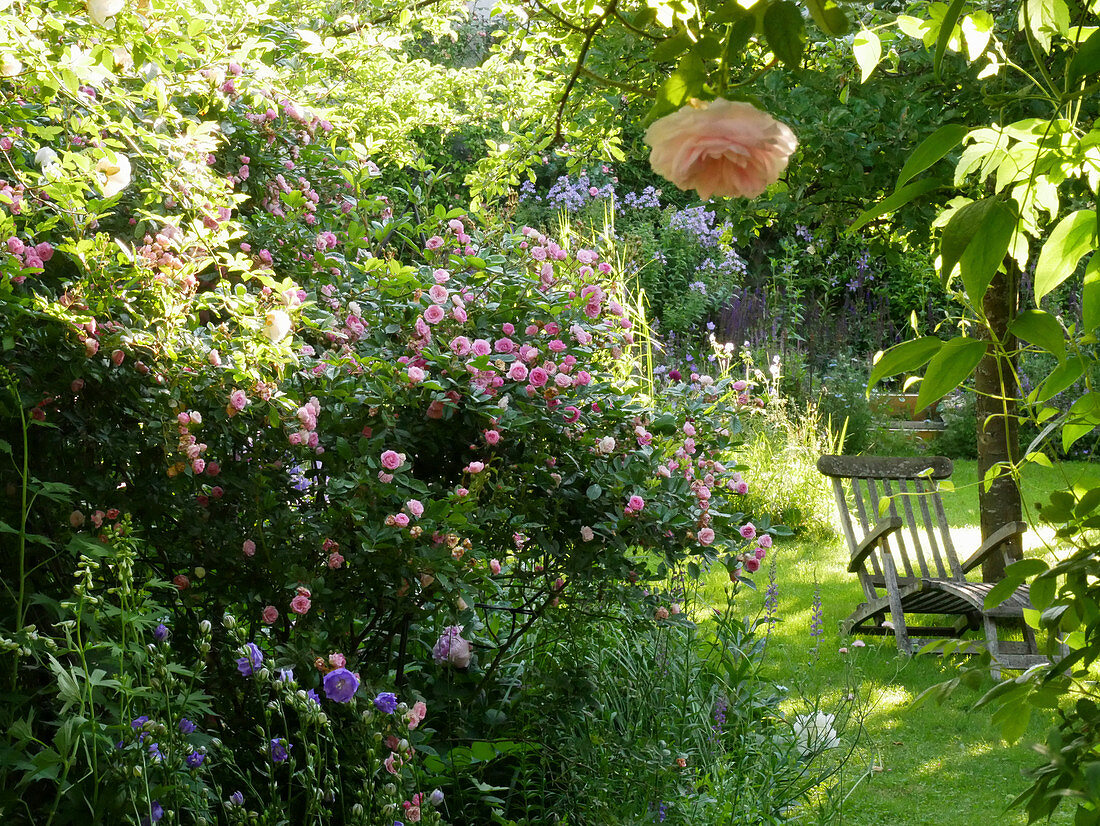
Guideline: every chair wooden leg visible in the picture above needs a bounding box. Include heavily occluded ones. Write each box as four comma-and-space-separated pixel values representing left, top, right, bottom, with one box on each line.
1022, 619, 1039, 655
983, 614, 1002, 681
886, 595, 913, 655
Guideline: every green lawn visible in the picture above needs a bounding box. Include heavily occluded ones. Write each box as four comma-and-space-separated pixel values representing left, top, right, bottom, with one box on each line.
712, 460, 1100, 826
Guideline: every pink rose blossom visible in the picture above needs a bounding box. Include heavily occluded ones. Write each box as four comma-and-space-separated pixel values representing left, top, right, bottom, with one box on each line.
484, 429, 500, 445
423, 305, 445, 325
243, 539, 256, 557
645, 99, 798, 200
465, 461, 484, 474
508, 362, 528, 382
407, 365, 425, 383
529, 367, 548, 387
758, 533, 772, 549
698, 527, 715, 546
627, 495, 645, 513
229, 389, 248, 411
744, 557, 761, 573
739, 522, 757, 540
84, 338, 99, 357
381, 450, 403, 471
328, 552, 345, 568
406, 499, 424, 518
472, 339, 491, 356
262, 605, 279, 624
490, 558, 502, 574
290, 594, 311, 614
393, 513, 410, 528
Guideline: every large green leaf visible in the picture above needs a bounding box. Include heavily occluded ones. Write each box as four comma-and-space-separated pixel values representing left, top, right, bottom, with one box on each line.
959, 201, 1016, 303
1034, 209, 1096, 303
648, 52, 707, 121
804, 0, 849, 36
868, 337, 944, 392
1009, 309, 1065, 361
651, 31, 693, 63
1035, 356, 1084, 403
940, 197, 1001, 287
896, 124, 969, 190
848, 179, 942, 234
1084, 255, 1100, 334
934, 0, 967, 78
916, 337, 986, 411
984, 558, 1047, 609
763, 2, 805, 67
1069, 28, 1100, 86
1063, 392, 1100, 453
853, 29, 881, 83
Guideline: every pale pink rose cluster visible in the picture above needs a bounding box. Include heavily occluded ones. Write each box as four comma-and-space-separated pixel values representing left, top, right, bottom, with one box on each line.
290, 585, 311, 615
172, 410, 212, 476
289, 396, 323, 453
645, 99, 798, 200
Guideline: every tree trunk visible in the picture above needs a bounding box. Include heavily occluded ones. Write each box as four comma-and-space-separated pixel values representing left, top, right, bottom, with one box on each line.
975, 263, 1023, 581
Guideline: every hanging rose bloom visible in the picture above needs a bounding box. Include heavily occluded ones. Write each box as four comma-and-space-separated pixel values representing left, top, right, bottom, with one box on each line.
645, 99, 798, 200
0, 53, 21, 77
96, 152, 131, 198
263, 310, 291, 343
87, 0, 125, 26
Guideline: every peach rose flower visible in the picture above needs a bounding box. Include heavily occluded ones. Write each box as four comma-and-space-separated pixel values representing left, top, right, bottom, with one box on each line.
645, 99, 798, 200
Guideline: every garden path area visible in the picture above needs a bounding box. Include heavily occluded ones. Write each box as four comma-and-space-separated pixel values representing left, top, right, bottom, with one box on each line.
719, 460, 1100, 825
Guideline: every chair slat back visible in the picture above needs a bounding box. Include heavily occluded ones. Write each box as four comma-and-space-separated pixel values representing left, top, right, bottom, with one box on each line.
818, 455, 961, 588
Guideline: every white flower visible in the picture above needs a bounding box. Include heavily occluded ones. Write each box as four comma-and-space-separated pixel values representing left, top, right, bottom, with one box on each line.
596, 436, 616, 455
87, 0, 125, 27
96, 152, 131, 198
793, 712, 840, 756
0, 53, 21, 77
34, 147, 59, 170
263, 310, 292, 343
580, 526, 594, 542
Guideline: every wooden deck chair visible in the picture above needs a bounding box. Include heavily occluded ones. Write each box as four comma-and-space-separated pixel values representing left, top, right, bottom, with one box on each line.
817, 454, 1047, 675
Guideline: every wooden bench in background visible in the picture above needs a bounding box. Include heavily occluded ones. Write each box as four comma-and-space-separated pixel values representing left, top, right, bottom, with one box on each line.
817, 454, 1048, 676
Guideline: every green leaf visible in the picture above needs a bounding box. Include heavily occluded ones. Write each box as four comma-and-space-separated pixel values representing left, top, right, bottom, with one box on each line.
652, 31, 692, 63
959, 201, 1016, 303
848, 179, 942, 234
710, 0, 745, 24
804, 0, 849, 36
934, 0, 967, 77
1009, 309, 1065, 361
961, 12, 994, 61
915, 337, 986, 411
1035, 356, 1084, 403
649, 52, 707, 120
1029, 573, 1056, 612
1063, 393, 1100, 453
897, 124, 969, 190
1083, 255, 1100, 333
1034, 209, 1096, 303
1069, 29, 1100, 86
470, 740, 496, 762
1074, 486, 1100, 518
940, 197, 1001, 287
853, 29, 881, 83
724, 13, 756, 57
868, 337, 944, 391
586, 484, 602, 500
763, 2, 805, 68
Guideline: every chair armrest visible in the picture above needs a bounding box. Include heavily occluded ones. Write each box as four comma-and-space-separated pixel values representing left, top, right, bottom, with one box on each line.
848, 517, 904, 573
960, 521, 1029, 574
